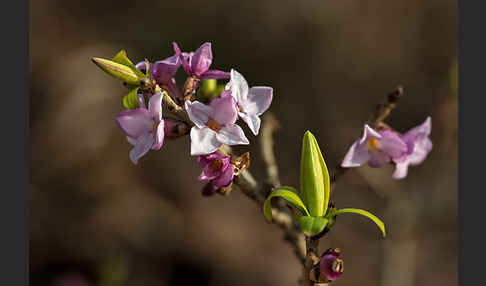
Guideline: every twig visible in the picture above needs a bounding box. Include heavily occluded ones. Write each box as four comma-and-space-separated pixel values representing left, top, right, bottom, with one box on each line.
303, 237, 320, 286
261, 113, 281, 187
154, 86, 192, 124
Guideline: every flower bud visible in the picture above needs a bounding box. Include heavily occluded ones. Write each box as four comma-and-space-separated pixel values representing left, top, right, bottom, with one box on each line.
163, 118, 190, 139
300, 131, 330, 217
319, 248, 344, 282
92, 57, 141, 85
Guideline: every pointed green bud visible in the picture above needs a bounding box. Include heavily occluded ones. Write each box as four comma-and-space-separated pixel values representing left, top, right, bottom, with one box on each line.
300, 131, 331, 217
92, 57, 141, 85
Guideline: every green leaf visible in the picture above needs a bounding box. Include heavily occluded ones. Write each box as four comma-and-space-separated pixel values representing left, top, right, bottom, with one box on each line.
112, 50, 146, 78
329, 208, 386, 237
300, 131, 331, 217
263, 186, 310, 222
122, 87, 140, 109
298, 216, 328, 237
92, 57, 141, 85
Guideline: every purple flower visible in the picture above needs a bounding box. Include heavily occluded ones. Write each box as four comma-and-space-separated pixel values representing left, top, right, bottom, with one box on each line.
136, 55, 182, 99
173, 42, 229, 80
198, 151, 235, 188
185, 96, 249, 156
115, 92, 165, 164
224, 69, 273, 135
392, 117, 432, 179
320, 248, 344, 281
341, 125, 407, 168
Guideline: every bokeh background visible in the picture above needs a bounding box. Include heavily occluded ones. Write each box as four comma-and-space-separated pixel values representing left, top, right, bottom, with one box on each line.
30, 0, 457, 285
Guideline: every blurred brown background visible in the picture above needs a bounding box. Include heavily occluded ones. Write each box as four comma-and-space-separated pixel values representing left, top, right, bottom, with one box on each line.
30, 0, 457, 285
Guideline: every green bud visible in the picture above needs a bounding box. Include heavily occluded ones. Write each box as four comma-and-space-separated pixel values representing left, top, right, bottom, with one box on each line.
300, 131, 331, 217
201, 79, 218, 94
92, 57, 141, 85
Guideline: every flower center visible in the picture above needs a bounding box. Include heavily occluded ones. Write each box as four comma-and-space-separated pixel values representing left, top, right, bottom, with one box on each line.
366, 138, 381, 150
331, 259, 344, 273
210, 159, 223, 171
207, 118, 222, 132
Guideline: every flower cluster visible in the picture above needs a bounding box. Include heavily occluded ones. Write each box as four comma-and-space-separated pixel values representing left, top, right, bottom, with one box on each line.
93, 42, 273, 192
341, 117, 432, 179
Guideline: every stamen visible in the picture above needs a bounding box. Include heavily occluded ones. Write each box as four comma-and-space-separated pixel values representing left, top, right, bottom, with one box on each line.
332, 259, 344, 273
366, 138, 381, 150
210, 160, 223, 171
207, 118, 222, 132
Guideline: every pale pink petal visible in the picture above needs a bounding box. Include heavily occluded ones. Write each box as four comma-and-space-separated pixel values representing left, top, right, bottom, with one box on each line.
379, 130, 408, 159
185, 100, 212, 128
149, 54, 180, 84
368, 150, 391, 167
173, 42, 191, 74
148, 92, 163, 121
392, 161, 410, 179
115, 109, 153, 138
152, 121, 165, 150
239, 112, 261, 136
227, 69, 249, 102
242, 86, 273, 116
129, 133, 154, 164
402, 116, 432, 143
407, 137, 433, 165
359, 124, 381, 144
200, 70, 230, 79
126, 136, 137, 146
190, 127, 221, 156
341, 140, 370, 167
137, 93, 146, 109
191, 42, 213, 77
216, 124, 249, 146
209, 96, 238, 125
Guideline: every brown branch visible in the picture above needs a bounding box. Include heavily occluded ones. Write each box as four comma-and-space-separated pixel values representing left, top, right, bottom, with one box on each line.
226, 116, 307, 266
260, 113, 281, 187
303, 237, 320, 286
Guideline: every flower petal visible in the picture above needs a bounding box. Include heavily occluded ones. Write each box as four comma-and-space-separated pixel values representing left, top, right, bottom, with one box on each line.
148, 92, 163, 122
173, 42, 191, 74
191, 42, 213, 77
212, 165, 234, 187
392, 161, 410, 179
378, 130, 407, 159
149, 54, 180, 84
226, 69, 249, 102
368, 150, 391, 167
216, 124, 250, 146
152, 121, 165, 150
238, 112, 261, 136
359, 124, 382, 144
129, 133, 154, 164
209, 96, 238, 125
341, 140, 370, 167
403, 116, 432, 143
137, 93, 146, 109
185, 100, 212, 128
201, 70, 230, 80
190, 127, 221, 156
115, 109, 153, 138
241, 86, 273, 116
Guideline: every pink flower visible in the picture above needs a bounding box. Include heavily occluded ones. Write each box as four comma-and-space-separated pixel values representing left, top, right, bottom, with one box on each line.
173, 42, 229, 79
185, 96, 249, 156
197, 151, 234, 190
341, 125, 408, 168
115, 93, 164, 164
224, 69, 273, 135
392, 117, 432, 179
320, 248, 344, 281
